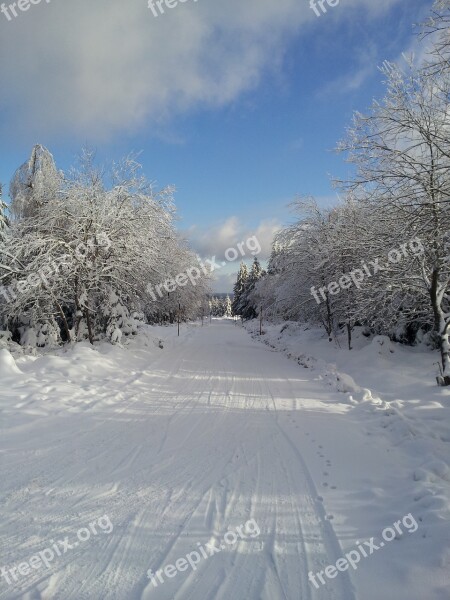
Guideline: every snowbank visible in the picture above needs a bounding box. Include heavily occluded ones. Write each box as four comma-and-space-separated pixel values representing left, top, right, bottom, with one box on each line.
244, 319, 450, 597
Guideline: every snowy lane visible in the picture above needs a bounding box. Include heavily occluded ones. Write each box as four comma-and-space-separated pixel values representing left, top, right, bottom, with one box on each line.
2, 321, 362, 599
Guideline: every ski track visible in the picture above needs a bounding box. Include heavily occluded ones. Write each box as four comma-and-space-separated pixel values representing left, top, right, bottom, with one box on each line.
1, 321, 357, 600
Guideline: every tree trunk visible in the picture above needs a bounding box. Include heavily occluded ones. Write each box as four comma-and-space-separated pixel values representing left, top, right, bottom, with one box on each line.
55, 301, 71, 343
325, 294, 333, 342
84, 306, 94, 346
430, 270, 450, 386
438, 319, 450, 386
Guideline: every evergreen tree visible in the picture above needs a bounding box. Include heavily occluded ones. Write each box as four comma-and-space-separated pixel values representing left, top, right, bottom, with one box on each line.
225, 295, 232, 317
232, 263, 248, 317
241, 257, 265, 320
209, 296, 229, 317
250, 256, 264, 280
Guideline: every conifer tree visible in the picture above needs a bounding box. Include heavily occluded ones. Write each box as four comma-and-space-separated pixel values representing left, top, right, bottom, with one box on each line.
232, 263, 248, 317
241, 257, 265, 320
225, 295, 232, 317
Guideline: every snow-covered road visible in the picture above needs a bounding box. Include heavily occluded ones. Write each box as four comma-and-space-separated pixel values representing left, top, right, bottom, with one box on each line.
0, 321, 437, 599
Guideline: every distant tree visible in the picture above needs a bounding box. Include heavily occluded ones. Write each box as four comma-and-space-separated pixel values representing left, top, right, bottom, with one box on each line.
209, 296, 226, 317
241, 257, 265, 320
225, 294, 232, 317
232, 263, 248, 317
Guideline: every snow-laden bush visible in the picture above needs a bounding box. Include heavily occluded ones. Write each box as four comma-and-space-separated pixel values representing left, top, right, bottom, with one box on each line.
0, 147, 211, 347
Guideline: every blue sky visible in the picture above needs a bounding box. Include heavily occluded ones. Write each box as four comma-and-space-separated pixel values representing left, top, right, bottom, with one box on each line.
0, 0, 432, 290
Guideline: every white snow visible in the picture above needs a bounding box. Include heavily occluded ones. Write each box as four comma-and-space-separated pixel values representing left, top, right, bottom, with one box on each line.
1, 319, 449, 599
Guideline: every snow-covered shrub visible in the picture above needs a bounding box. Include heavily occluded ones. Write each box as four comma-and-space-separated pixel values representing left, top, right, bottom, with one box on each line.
0, 147, 211, 348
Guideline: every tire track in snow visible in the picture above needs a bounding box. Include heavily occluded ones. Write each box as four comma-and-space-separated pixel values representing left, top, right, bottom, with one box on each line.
2, 321, 357, 600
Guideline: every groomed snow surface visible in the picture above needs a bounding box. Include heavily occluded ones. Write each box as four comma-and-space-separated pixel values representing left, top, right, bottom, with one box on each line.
1, 319, 449, 600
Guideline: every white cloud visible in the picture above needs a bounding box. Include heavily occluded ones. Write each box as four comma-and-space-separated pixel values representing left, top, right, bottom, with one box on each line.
0, 0, 403, 141
185, 216, 282, 292
212, 270, 237, 294
187, 216, 281, 261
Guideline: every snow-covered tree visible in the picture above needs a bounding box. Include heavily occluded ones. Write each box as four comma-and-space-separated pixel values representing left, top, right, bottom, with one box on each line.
0, 184, 9, 242
9, 145, 62, 220
240, 257, 265, 321
422, 0, 450, 74
232, 263, 249, 317
246, 1, 450, 385
1, 147, 211, 347
225, 295, 233, 317
338, 60, 450, 384
209, 296, 227, 317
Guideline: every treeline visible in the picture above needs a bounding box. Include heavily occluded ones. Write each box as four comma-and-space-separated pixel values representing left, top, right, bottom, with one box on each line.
209, 295, 233, 318
0, 146, 210, 347
232, 257, 265, 320
248, 1, 450, 385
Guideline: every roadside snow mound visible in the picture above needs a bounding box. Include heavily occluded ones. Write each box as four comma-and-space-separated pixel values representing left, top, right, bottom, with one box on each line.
370, 335, 396, 357
246, 322, 361, 397
0, 349, 23, 376
335, 370, 360, 393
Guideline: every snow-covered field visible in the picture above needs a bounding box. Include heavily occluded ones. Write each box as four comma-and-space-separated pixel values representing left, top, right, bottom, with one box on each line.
1, 319, 449, 599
